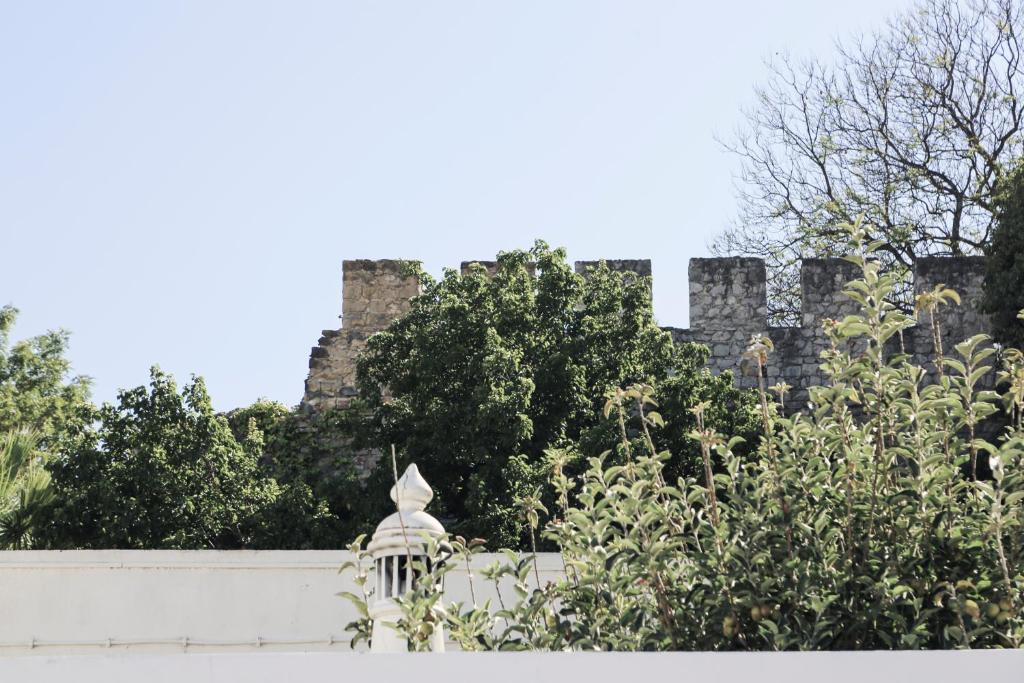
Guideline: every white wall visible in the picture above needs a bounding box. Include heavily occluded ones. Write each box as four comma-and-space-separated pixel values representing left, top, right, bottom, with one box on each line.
2, 552, 1020, 681
0, 550, 566, 655
0, 650, 1021, 683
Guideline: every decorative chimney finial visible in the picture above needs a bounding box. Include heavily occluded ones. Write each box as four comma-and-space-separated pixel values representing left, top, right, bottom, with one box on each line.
390, 463, 433, 512
366, 463, 445, 653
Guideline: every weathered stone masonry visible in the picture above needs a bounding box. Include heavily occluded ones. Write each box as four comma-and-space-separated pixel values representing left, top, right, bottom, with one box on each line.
304, 260, 419, 410
667, 255, 989, 408
304, 255, 989, 411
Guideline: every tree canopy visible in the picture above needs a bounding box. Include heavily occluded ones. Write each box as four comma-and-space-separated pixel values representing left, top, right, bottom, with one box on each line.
224, 400, 366, 549
0, 430, 53, 549
43, 368, 277, 549
0, 305, 92, 444
717, 0, 1023, 323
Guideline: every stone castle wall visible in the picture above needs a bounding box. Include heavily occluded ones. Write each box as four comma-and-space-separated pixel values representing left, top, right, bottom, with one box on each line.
668, 255, 989, 409
303, 255, 990, 411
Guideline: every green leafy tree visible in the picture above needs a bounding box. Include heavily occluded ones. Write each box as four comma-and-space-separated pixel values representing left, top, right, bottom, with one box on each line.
983, 162, 1024, 349
356, 241, 757, 547
43, 368, 277, 549
0, 305, 92, 445
225, 400, 364, 549
346, 221, 1024, 651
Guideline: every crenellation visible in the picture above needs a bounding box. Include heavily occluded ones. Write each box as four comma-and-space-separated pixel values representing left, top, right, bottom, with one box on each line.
304, 253, 993, 415
913, 256, 988, 352
914, 256, 986, 296
304, 260, 420, 411
683, 256, 993, 411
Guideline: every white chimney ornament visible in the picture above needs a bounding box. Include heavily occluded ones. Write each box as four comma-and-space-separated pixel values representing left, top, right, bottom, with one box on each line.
366, 463, 446, 652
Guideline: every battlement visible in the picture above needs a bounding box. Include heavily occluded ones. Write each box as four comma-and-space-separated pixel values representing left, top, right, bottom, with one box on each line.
341, 260, 420, 331
688, 257, 767, 331
304, 255, 991, 411
670, 255, 990, 407
913, 256, 988, 348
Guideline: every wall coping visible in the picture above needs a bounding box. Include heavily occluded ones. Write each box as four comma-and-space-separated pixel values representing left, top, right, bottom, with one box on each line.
0, 650, 1019, 682
0, 550, 567, 571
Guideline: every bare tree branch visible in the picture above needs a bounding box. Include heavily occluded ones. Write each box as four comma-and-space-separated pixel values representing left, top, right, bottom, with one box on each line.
716, 0, 1023, 325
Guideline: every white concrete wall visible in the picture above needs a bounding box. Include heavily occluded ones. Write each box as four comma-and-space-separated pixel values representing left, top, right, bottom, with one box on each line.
1, 650, 1021, 683
2, 551, 1020, 680
0, 550, 566, 655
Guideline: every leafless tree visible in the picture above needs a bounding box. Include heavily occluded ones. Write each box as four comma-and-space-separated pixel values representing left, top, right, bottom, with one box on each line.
716, 0, 1023, 324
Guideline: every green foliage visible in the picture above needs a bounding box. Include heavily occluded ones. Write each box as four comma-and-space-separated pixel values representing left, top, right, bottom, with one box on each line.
346, 222, 1024, 650
984, 162, 1024, 349
356, 241, 757, 547
224, 398, 292, 450
578, 342, 759, 486
43, 368, 277, 549
0, 430, 54, 549
0, 304, 92, 547
243, 479, 344, 550
0, 305, 92, 446
225, 400, 367, 548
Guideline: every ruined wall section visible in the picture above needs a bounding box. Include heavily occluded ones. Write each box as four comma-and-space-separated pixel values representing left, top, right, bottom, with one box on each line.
303, 260, 419, 410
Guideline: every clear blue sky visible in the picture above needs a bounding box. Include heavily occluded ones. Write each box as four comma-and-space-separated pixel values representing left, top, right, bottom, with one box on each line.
1, 1, 911, 411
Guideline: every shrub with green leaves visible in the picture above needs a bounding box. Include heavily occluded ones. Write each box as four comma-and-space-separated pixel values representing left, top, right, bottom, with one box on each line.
345, 222, 1023, 650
